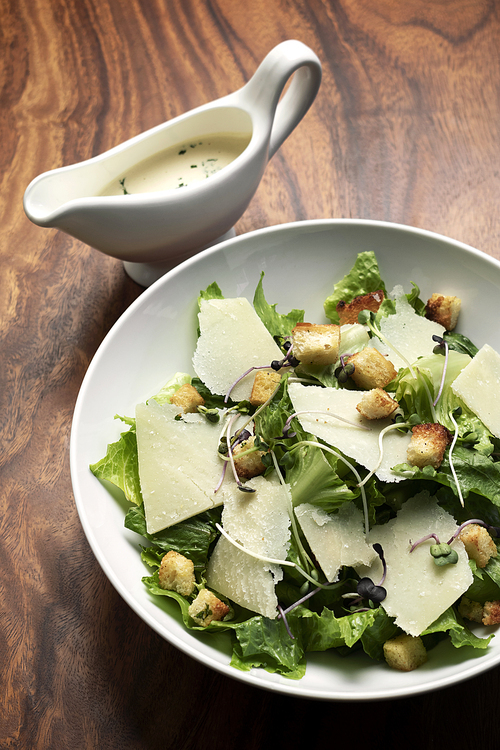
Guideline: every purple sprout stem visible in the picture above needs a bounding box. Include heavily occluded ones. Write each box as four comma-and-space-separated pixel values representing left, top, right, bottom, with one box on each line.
224, 346, 296, 404
280, 586, 322, 616
410, 533, 441, 553
277, 605, 295, 639
224, 366, 261, 403
214, 460, 228, 493
374, 544, 387, 586
447, 518, 500, 545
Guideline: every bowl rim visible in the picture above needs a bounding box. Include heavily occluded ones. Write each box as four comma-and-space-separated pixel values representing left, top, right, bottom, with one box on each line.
70, 218, 500, 701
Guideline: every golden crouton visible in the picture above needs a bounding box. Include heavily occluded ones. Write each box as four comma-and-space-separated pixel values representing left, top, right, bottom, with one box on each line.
170, 383, 205, 413
425, 294, 461, 331
249, 370, 281, 406
383, 634, 427, 672
291, 323, 341, 366
356, 388, 399, 420
482, 600, 500, 626
336, 290, 385, 325
406, 423, 451, 469
232, 435, 266, 479
458, 596, 484, 624
188, 588, 229, 626
458, 523, 498, 568
158, 550, 196, 597
346, 348, 397, 389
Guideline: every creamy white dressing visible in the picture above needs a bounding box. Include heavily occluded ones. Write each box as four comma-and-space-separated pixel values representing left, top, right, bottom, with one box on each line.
100, 132, 251, 196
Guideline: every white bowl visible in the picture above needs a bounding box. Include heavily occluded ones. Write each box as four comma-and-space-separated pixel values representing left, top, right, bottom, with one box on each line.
70, 219, 500, 700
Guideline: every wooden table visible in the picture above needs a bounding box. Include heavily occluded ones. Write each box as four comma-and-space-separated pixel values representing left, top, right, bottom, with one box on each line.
3, 0, 500, 746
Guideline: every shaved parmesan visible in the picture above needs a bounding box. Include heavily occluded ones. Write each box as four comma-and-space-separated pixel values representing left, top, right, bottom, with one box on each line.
295, 503, 376, 582
451, 343, 500, 439
192, 297, 284, 402
206, 474, 291, 618
136, 400, 232, 534
357, 493, 473, 636
374, 288, 444, 370
288, 382, 410, 482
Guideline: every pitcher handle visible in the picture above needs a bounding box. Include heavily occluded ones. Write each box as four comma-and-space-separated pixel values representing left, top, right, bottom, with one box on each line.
240, 40, 322, 159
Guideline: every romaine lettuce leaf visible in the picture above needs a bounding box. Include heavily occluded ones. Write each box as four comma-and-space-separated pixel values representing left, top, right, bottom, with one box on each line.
125, 503, 221, 570
393, 445, 500, 508
89, 419, 142, 505
253, 272, 304, 337
422, 607, 492, 650
324, 251, 388, 324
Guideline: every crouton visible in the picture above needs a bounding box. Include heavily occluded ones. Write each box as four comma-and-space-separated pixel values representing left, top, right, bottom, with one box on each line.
383, 634, 427, 672
158, 550, 196, 597
346, 347, 397, 389
356, 388, 399, 420
170, 383, 205, 413
249, 370, 281, 406
482, 600, 500, 626
232, 435, 266, 479
458, 596, 484, 624
458, 523, 498, 568
188, 588, 229, 626
291, 323, 341, 366
406, 423, 451, 469
336, 290, 385, 325
425, 294, 461, 331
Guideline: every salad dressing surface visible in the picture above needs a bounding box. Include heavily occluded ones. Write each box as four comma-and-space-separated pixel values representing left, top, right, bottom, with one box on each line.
100, 132, 251, 195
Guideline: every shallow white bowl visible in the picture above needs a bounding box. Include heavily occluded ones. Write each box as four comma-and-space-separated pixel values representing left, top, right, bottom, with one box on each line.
70, 219, 500, 700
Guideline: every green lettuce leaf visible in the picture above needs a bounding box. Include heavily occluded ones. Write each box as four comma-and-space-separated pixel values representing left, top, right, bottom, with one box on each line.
253, 272, 304, 337
230, 612, 306, 678
199, 282, 224, 303
152, 372, 192, 404
324, 251, 388, 323
89, 419, 142, 505
125, 503, 221, 570
393, 445, 500, 509
422, 607, 492, 650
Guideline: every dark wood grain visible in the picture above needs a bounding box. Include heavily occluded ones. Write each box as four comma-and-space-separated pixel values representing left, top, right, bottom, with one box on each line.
2, 0, 500, 747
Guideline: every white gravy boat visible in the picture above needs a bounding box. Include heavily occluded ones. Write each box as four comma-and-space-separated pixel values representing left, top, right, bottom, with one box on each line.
24, 40, 321, 286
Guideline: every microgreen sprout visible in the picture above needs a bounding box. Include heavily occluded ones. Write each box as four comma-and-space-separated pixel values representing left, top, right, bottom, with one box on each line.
432, 335, 449, 407
277, 605, 295, 639
334, 355, 355, 384
357, 421, 412, 488
282, 410, 371, 438
214, 522, 332, 589
277, 580, 341, 635
448, 407, 464, 507
342, 544, 387, 611
225, 350, 298, 403
197, 405, 220, 423
215, 415, 256, 494
429, 543, 459, 566
448, 518, 500, 543
409, 517, 500, 566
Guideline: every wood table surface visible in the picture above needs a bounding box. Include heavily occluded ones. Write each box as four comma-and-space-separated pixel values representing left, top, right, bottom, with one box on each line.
3, 0, 500, 747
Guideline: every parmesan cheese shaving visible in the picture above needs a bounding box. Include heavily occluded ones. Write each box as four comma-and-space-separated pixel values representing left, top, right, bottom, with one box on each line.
295, 502, 377, 582
288, 382, 410, 483
356, 493, 473, 636
451, 343, 500, 439
192, 297, 284, 402
374, 287, 445, 370
136, 400, 235, 534
206, 474, 291, 619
